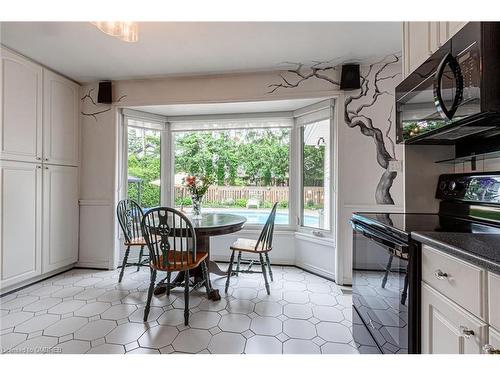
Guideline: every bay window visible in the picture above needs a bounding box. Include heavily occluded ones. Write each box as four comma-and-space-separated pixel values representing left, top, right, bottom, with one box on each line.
121, 99, 334, 233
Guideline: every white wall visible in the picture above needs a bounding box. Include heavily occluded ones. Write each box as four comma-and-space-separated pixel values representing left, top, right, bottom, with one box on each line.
79, 60, 402, 284
336, 62, 403, 284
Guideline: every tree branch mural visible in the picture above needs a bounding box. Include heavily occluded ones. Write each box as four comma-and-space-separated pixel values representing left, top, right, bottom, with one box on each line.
81, 88, 127, 121
267, 55, 401, 204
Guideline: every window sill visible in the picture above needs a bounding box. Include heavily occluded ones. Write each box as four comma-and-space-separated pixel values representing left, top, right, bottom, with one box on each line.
240, 224, 297, 233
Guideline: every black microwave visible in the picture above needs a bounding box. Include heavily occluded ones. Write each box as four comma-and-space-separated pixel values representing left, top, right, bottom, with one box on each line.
396, 22, 500, 144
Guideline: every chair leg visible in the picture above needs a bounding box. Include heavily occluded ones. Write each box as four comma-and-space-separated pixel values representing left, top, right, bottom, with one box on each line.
137, 245, 144, 272
401, 272, 409, 305
166, 272, 171, 296
235, 251, 242, 276
201, 260, 211, 298
381, 255, 393, 288
119, 245, 131, 282
184, 270, 190, 326
265, 252, 273, 282
260, 254, 270, 295
144, 268, 157, 321
225, 250, 236, 293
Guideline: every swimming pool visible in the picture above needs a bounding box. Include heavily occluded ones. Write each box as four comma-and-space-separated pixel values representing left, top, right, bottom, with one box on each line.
205, 209, 319, 226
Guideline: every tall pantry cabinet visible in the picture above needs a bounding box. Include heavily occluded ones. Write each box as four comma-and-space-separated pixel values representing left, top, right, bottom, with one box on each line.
0, 47, 80, 290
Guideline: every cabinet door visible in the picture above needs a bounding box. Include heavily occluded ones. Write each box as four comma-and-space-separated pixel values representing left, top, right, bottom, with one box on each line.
403, 22, 435, 77
43, 70, 79, 166
42, 165, 78, 272
448, 22, 467, 38
0, 161, 42, 288
421, 283, 488, 354
486, 327, 500, 354
0, 48, 43, 163
437, 22, 468, 47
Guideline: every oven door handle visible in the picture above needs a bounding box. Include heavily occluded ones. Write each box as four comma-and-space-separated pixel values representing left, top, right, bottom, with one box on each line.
351, 221, 408, 250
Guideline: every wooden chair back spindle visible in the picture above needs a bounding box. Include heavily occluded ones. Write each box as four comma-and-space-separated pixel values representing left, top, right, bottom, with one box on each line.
117, 199, 144, 243
255, 202, 278, 252
141, 207, 197, 271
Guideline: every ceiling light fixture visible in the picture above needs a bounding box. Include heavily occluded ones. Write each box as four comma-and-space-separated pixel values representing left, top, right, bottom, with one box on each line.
91, 22, 138, 43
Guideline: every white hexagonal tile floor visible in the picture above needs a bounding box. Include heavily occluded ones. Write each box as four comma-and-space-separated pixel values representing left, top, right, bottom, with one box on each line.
0, 264, 357, 354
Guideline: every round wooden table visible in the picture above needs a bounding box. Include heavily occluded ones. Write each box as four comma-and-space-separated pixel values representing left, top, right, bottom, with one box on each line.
153, 212, 246, 301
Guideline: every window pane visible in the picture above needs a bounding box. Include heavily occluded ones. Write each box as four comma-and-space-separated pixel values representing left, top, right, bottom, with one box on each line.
302, 119, 330, 230
174, 128, 290, 225
127, 126, 161, 209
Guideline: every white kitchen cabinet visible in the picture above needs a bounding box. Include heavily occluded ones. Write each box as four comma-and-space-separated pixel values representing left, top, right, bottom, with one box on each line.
0, 48, 80, 293
42, 165, 79, 273
0, 47, 43, 163
485, 327, 500, 354
488, 272, 500, 331
0, 161, 42, 288
422, 282, 488, 354
403, 22, 436, 78
403, 21, 468, 78
422, 245, 487, 319
448, 22, 468, 38
43, 69, 79, 166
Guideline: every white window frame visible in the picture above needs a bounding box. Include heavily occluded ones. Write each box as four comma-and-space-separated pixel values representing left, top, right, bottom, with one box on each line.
120, 109, 169, 207
294, 99, 335, 238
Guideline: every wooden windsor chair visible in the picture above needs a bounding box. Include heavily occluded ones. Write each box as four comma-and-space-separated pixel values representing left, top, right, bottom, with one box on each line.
225, 203, 278, 295
116, 199, 150, 282
141, 207, 211, 325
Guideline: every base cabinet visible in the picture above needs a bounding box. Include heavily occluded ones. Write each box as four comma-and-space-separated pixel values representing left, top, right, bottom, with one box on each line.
485, 328, 500, 354
0, 162, 78, 289
422, 282, 487, 354
42, 165, 79, 273
0, 161, 42, 288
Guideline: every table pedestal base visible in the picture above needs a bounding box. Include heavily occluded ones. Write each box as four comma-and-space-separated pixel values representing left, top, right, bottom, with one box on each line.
153, 234, 225, 301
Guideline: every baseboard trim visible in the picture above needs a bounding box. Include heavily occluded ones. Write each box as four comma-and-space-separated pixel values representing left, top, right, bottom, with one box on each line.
295, 261, 335, 281
75, 261, 112, 270
0, 264, 75, 297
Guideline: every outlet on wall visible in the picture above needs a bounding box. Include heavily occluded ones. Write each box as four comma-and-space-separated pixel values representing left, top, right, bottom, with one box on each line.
388, 160, 403, 172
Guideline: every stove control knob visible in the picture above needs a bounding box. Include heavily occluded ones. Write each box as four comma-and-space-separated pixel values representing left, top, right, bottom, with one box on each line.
439, 181, 447, 190
449, 181, 457, 191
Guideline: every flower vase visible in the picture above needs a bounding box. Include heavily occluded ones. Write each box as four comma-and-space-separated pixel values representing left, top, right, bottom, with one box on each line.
191, 194, 203, 219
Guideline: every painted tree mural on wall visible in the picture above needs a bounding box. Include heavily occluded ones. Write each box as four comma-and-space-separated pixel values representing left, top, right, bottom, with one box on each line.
267, 55, 401, 204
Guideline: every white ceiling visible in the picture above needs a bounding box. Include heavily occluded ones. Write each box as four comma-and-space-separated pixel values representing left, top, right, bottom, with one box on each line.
132, 98, 326, 117
0, 22, 401, 83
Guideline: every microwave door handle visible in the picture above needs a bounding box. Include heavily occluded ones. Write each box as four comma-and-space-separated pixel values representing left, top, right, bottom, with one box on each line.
433, 53, 464, 120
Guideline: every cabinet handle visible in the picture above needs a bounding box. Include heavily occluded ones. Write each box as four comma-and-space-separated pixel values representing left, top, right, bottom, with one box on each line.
460, 325, 474, 338
44, 158, 49, 161
44, 166, 49, 170
483, 345, 500, 354
36, 165, 41, 169
36, 157, 41, 160
434, 269, 448, 279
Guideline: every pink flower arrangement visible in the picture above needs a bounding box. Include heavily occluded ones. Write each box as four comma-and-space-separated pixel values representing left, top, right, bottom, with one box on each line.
183, 175, 212, 198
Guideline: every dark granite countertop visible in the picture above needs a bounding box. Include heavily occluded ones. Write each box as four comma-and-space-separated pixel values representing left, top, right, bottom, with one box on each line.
412, 231, 500, 274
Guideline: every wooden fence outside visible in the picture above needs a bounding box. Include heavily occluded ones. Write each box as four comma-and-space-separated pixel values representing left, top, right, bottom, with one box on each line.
175, 185, 324, 205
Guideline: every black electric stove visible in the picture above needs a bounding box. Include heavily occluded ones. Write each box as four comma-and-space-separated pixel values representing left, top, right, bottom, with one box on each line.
351, 172, 500, 354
